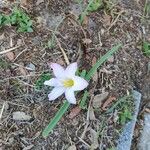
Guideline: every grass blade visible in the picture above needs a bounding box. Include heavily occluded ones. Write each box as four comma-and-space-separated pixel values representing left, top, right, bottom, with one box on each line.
42, 101, 70, 138
80, 0, 95, 23
79, 90, 89, 109
85, 44, 122, 80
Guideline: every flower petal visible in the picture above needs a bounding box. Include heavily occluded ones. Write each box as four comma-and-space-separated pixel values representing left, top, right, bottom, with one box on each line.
65, 62, 77, 77
72, 76, 88, 91
51, 63, 65, 78
44, 78, 62, 87
65, 89, 76, 104
48, 87, 65, 101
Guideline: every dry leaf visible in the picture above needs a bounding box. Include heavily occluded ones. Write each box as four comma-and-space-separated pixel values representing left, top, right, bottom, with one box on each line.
93, 92, 109, 108
90, 128, 99, 149
92, 56, 97, 66
19, 65, 27, 76
91, 56, 98, 81
145, 108, 150, 113
89, 107, 96, 120
102, 13, 111, 26
92, 71, 98, 82
67, 145, 76, 150
68, 106, 81, 119
82, 15, 88, 27
102, 96, 116, 110
13, 111, 32, 121
6, 52, 15, 61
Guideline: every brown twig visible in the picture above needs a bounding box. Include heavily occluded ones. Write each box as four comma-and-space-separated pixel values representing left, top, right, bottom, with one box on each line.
0, 45, 20, 55
107, 10, 125, 31
55, 37, 70, 65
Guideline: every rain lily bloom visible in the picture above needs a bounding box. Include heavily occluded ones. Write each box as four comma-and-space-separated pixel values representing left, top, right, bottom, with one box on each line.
44, 62, 88, 104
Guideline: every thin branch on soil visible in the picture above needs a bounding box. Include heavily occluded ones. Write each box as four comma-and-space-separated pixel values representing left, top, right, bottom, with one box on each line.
81, 83, 98, 139
78, 137, 90, 148
13, 63, 35, 71
17, 79, 36, 88
0, 102, 6, 120
2, 101, 29, 109
55, 37, 70, 65
77, 43, 83, 64
13, 48, 28, 61
107, 10, 125, 31
98, 32, 103, 47
0, 45, 21, 55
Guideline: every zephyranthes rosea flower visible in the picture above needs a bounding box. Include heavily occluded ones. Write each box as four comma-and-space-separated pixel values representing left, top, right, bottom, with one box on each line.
44, 62, 88, 104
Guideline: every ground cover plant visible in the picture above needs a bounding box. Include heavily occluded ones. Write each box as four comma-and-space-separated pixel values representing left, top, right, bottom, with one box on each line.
0, 7, 33, 32
0, 0, 149, 149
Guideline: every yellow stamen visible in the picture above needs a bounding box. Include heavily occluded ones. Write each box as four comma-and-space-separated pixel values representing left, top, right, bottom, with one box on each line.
63, 79, 74, 87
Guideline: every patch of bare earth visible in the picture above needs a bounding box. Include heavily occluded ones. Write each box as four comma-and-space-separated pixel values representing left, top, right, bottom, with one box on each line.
0, 0, 149, 149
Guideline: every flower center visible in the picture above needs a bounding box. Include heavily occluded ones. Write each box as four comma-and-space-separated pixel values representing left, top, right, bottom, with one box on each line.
63, 79, 74, 88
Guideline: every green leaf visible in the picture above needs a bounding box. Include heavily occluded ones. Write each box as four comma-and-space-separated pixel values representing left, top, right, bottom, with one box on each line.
48, 38, 56, 49
88, 0, 103, 12
42, 101, 70, 138
35, 73, 51, 90
0, 15, 3, 25
27, 20, 32, 26
106, 95, 131, 114
3, 15, 11, 25
10, 15, 17, 24
80, 69, 87, 78
27, 27, 33, 32
85, 44, 122, 80
143, 41, 150, 56
144, 1, 150, 17
80, 0, 95, 24
119, 107, 132, 125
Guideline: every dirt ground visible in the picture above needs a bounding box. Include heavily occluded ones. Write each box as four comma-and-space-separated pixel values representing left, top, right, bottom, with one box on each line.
0, 0, 150, 150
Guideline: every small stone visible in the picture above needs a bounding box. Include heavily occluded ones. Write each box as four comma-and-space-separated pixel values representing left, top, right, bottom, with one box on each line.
26, 63, 36, 71
13, 111, 32, 121
8, 137, 14, 144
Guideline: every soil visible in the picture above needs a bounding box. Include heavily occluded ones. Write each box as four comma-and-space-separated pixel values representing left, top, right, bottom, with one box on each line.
0, 0, 150, 150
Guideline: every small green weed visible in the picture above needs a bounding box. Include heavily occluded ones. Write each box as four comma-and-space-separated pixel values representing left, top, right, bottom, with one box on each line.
35, 73, 51, 90
79, 90, 89, 109
0, 58, 10, 69
79, 0, 103, 24
106, 94, 134, 125
142, 41, 150, 57
119, 106, 132, 125
88, 0, 103, 12
0, 7, 33, 32
143, 1, 150, 18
